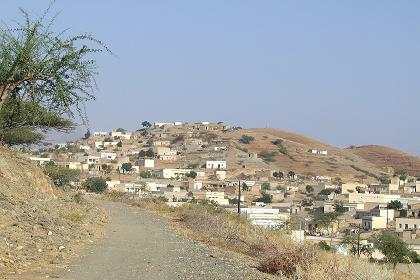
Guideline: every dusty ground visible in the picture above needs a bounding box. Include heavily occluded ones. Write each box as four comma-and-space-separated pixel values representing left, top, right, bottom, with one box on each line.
0, 148, 106, 278
9, 199, 274, 280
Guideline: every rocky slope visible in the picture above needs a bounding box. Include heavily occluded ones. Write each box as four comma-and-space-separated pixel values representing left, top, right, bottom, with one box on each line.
225, 128, 385, 180
0, 147, 105, 277
346, 145, 420, 176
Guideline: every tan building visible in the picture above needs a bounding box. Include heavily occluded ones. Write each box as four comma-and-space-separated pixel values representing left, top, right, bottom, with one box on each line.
362, 216, 387, 231
396, 218, 420, 232
341, 183, 368, 194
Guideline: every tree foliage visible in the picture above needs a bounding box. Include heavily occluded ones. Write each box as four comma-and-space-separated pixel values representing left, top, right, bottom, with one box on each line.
305, 185, 314, 193
186, 171, 197, 179
341, 232, 373, 258
239, 135, 254, 144
377, 233, 417, 267
387, 200, 403, 211
273, 171, 284, 179
0, 97, 73, 145
141, 121, 152, 128
121, 162, 132, 172
0, 5, 109, 145
82, 177, 108, 193
43, 162, 80, 187
253, 192, 272, 203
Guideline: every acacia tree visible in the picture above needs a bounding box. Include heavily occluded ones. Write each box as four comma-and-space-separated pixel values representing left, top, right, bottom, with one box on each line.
0, 5, 109, 145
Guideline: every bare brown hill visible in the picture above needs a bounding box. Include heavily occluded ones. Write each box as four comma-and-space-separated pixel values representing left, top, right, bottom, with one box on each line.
345, 145, 420, 176
0, 148, 105, 276
225, 128, 385, 180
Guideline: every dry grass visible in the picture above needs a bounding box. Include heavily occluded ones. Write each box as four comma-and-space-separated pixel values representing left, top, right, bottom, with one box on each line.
102, 193, 413, 280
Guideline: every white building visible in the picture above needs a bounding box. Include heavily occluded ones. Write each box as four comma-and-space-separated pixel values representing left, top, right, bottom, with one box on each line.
153, 140, 170, 146
79, 145, 91, 150
206, 160, 227, 169
158, 168, 192, 179
100, 152, 117, 161
29, 157, 51, 165
154, 122, 174, 127
214, 146, 227, 151
95, 141, 104, 149
240, 208, 289, 228
155, 146, 177, 156
55, 161, 82, 170
145, 182, 168, 192
193, 181, 203, 190
85, 156, 100, 164
93, 131, 108, 137
111, 131, 132, 140
106, 180, 121, 190
124, 183, 143, 193
206, 192, 229, 205
159, 155, 178, 161
138, 159, 155, 168
103, 141, 120, 147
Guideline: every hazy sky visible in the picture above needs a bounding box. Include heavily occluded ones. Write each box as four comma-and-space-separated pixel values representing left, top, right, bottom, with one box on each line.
2, 1, 420, 155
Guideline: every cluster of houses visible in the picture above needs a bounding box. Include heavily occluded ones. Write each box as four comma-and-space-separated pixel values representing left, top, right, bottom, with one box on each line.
27, 121, 420, 258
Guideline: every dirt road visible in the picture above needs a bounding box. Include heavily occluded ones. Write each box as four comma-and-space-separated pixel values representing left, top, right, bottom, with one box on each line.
13, 200, 271, 280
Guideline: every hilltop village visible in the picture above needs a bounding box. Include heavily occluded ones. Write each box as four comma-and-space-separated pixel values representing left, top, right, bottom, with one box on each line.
26, 121, 420, 259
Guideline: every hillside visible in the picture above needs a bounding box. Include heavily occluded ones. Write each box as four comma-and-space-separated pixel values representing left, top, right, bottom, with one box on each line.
225, 128, 385, 180
0, 148, 105, 276
345, 145, 420, 176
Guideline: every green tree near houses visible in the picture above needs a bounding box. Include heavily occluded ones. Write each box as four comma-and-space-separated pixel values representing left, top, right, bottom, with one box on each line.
121, 162, 132, 173
376, 233, 420, 268
141, 121, 152, 128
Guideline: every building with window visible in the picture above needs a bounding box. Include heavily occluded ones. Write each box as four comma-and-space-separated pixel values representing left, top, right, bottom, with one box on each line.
396, 218, 420, 232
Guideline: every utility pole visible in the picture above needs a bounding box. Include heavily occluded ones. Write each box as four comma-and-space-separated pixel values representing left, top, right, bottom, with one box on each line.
237, 180, 241, 215
357, 223, 361, 257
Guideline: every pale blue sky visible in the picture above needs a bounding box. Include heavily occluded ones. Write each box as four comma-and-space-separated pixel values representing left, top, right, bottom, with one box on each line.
1, 1, 420, 155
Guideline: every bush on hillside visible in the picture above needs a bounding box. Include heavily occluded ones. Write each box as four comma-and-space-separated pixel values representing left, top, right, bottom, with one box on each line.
43, 162, 81, 187
82, 177, 108, 193
239, 135, 254, 144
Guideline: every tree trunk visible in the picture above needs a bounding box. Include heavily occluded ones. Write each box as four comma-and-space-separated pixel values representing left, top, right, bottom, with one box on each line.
0, 83, 15, 110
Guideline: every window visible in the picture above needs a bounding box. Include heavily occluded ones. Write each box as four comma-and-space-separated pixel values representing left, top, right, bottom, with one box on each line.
405, 224, 409, 229
400, 224, 403, 228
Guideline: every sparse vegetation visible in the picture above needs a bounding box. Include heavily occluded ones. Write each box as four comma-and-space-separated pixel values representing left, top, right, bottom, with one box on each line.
185, 171, 197, 179
253, 192, 273, 203
272, 138, 288, 155
140, 171, 152, 178
43, 162, 80, 187
121, 162, 133, 172
259, 150, 277, 163
141, 121, 152, 128
261, 182, 271, 190
377, 233, 420, 268
305, 185, 314, 193
235, 145, 248, 153
171, 135, 185, 144
83, 177, 108, 193
273, 171, 284, 179
350, 165, 379, 180
239, 135, 255, 144
104, 195, 397, 279
387, 200, 403, 210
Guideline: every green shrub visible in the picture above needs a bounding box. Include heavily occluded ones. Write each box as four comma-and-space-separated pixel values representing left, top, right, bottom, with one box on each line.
43, 162, 81, 187
239, 135, 254, 144
83, 177, 108, 193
